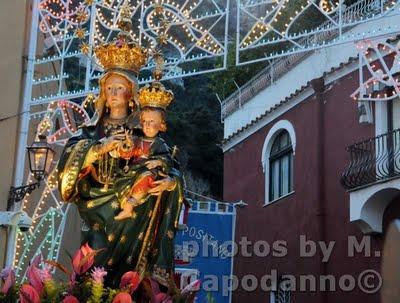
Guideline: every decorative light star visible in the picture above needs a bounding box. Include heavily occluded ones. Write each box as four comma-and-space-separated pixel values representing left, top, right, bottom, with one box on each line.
75, 28, 85, 39
76, 10, 88, 23
80, 42, 90, 55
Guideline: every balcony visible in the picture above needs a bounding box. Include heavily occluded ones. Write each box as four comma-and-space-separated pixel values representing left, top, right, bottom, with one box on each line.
341, 129, 400, 234
341, 129, 400, 190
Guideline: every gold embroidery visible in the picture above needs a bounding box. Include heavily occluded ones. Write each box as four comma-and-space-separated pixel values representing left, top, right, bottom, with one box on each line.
167, 230, 174, 239
165, 207, 170, 215
87, 201, 94, 208
120, 235, 127, 243
108, 234, 115, 242
138, 232, 144, 240
60, 140, 90, 201
107, 258, 113, 266
93, 223, 100, 231
148, 210, 153, 218
111, 201, 119, 209
131, 211, 137, 219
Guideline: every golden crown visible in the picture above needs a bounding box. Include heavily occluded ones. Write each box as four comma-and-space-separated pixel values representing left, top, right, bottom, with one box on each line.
94, 37, 148, 73
137, 81, 174, 110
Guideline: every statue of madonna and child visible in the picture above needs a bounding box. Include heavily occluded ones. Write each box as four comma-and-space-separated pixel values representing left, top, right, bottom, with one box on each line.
56, 32, 187, 298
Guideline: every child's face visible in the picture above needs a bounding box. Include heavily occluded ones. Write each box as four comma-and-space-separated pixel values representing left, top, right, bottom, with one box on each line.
140, 110, 164, 138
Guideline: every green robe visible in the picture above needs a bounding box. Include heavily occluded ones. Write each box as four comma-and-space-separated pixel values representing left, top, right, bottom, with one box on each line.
57, 122, 184, 287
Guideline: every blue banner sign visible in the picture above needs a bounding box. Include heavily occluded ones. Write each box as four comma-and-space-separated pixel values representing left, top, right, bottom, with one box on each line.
175, 200, 236, 303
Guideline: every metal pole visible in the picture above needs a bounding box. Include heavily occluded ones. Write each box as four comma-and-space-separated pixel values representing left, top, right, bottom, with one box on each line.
223, 0, 230, 70
233, 79, 241, 107
85, 3, 97, 91
215, 93, 224, 123
235, 0, 240, 66
6, 0, 40, 267
229, 205, 236, 303
339, 0, 343, 37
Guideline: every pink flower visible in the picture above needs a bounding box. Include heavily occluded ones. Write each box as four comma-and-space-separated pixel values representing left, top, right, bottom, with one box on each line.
154, 293, 173, 303
26, 255, 52, 295
19, 284, 40, 303
112, 292, 132, 303
62, 295, 80, 303
181, 279, 201, 295
72, 243, 95, 275
91, 266, 107, 284
149, 279, 173, 303
0, 267, 15, 294
68, 271, 77, 293
120, 271, 140, 293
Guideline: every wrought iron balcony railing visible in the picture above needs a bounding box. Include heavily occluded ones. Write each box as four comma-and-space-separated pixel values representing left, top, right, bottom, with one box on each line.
341, 129, 400, 190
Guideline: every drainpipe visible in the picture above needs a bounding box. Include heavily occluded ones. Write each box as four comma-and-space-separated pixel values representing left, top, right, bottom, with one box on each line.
311, 77, 327, 302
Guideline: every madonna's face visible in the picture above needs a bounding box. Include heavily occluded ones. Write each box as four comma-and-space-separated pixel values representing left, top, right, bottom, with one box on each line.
104, 74, 132, 111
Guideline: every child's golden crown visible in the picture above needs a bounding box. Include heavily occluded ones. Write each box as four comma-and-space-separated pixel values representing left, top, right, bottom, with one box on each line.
137, 81, 174, 110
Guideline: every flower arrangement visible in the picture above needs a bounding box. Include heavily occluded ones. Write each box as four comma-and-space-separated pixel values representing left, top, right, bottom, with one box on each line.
0, 243, 200, 303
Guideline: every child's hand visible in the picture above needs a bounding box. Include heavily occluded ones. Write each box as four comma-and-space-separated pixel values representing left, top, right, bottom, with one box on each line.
148, 177, 177, 196
145, 160, 163, 169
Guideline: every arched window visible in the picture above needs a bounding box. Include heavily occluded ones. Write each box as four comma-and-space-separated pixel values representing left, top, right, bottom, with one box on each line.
269, 131, 294, 201
261, 120, 296, 204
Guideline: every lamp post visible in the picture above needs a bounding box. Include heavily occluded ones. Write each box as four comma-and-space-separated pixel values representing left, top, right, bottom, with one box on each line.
3, 135, 55, 267
7, 135, 55, 210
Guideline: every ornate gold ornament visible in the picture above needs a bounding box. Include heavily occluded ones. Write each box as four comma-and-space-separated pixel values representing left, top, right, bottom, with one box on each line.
93, 0, 147, 73
107, 233, 115, 242
94, 37, 147, 73
137, 81, 174, 110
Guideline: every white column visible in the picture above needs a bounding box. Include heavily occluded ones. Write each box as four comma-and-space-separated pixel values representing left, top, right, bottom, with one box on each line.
5, 0, 39, 267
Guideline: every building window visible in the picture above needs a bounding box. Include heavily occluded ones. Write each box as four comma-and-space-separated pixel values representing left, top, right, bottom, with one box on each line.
261, 120, 296, 204
269, 131, 293, 201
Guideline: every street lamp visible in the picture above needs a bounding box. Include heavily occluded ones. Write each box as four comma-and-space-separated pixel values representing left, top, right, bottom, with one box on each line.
7, 135, 55, 210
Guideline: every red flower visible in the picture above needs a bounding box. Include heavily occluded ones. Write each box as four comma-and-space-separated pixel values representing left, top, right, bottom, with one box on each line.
26, 255, 52, 295
19, 284, 40, 303
62, 295, 80, 303
0, 267, 15, 294
149, 279, 173, 303
112, 292, 132, 303
120, 271, 140, 293
72, 243, 95, 275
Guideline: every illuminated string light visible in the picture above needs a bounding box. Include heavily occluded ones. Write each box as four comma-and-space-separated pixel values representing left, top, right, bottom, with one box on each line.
351, 40, 400, 102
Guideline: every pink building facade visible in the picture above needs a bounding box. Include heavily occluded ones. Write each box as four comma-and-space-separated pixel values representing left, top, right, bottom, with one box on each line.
222, 38, 400, 303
